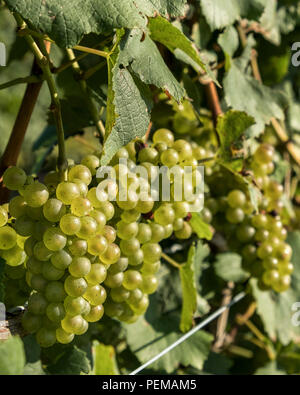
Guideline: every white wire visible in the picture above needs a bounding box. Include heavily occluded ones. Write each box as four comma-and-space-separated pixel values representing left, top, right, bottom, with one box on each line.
129, 292, 246, 375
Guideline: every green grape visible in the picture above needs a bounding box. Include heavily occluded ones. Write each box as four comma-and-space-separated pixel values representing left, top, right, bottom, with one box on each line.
201, 208, 212, 224
110, 286, 130, 303
140, 274, 158, 294
154, 204, 175, 226
255, 229, 270, 242
122, 270, 143, 290
266, 181, 284, 200
81, 154, 100, 175
76, 319, 88, 335
5, 264, 25, 280
68, 239, 88, 257
173, 218, 184, 231
160, 149, 179, 167
45, 281, 66, 302
226, 208, 245, 224
137, 223, 152, 244
42, 262, 65, 281
84, 284, 107, 305
14, 215, 35, 237
131, 295, 149, 315
43, 227, 67, 251
26, 257, 43, 275
42, 316, 60, 330
69, 257, 91, 277
173, 201, 190, 219
100, 243, 121, 265
97, 201, 115, 221
205, 198, 219, 215
3, 166, 27, 191
36, 328, 56, 348
128, 249, 144, 266
142, 243, 162, 263
104, 272, 124, 288
83, 304, 104, 323
64, 275, 88, 297
227, 190, 246, 209
0, 206, 8, 227
153, 129, 174, 147
272, 275, 291, 293
128, 288, 143, 305
263, 257, 279, 270
0, 226, 17, 250
23, 182, 49, 208
76, 216, 98, 239
108, 257, 128, 274
279, 262, 294, 275
102, 225, 116, 243
262, 270, 280, 286
22, 312, 42, 334
60, 214, 81, 236
51, 250, 72, 270
257, 242, 273, 260
252, 214, 268, 229
2, 245, 26, 267
46, 303, 66, 323
138, 147, 159, 164
141, 261, 161, 275
237, 225, 256, 243
28, 293, 48, 315
117, 221, 138, 241
85, 263, 107, 285
136, 196, 154, 214
56, 182, 80, 205
9, 196, 27, 218
61, 314, 85, 335
64, 296, 87, 316
174, 221, 192, 239
87, 187, 103, 208
90, 210, 106, 231
68, 164, 92, 185
56, 327, 74, 344
87, 235, 108, 256
31, 274, 48, 292
121, 209, 141, 223
276, 243, 292, 262
150, 223, 165, 243
33, 241, 53, 261
71, 197, 92, 217
116, 191, 138, 211
254, 144, 274, 164
173, 140, 193, 161
43, 199, 66, 222
120, 238, 140, 256
104, 301, 124, 318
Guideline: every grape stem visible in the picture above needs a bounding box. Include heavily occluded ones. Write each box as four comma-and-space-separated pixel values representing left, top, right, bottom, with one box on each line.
66, 48, 105, 143
237, 23, 300, 167
0, 75, 42, 90
161, 252, 182, 269
13, 14, 68, 176
73, 45, 108, 59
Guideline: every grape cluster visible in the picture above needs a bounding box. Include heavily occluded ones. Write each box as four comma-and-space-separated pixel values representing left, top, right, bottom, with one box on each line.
0, 128, 205, 347
204, 144, 293, 293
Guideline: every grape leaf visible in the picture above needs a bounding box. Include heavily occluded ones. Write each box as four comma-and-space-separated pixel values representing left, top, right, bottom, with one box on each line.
214, 253, 250, 283
190, 213, 213, 241
92, 342, 119, 375
199, 0, 240, 30
179, 244, 198, 332
126, 301, 213, 373
0, 336, 25, 375
217, 110, 255, 162
251, 232, 300, 345
224, 57, 288, 137
46, 346, 91, 375
148, 17, 218, 85
5, 0, 187, 48
255, 361, 286, 375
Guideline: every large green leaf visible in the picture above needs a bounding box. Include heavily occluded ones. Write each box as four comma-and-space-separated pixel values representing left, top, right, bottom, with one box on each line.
5, 0, 187, 48
214, 253, 250, 283
92, 342, 119, 375
179, 244, 198, 332
199, 0, 240, 30
190, 213, 213, 241
217, 110, 255, 162
0, 336, 25, 375
47, 346, 91, 375
126, 302, 213, 373
251, 232, 300, 345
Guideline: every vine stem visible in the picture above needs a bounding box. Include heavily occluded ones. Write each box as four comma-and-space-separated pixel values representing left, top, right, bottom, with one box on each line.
161, 252, 182, 269
73, 45, 108, 59
0, 75, 42, 90
238, 23, 300, 167
14, 14, 67, 176
204, 81, 223, 128
66, 48, 105, 143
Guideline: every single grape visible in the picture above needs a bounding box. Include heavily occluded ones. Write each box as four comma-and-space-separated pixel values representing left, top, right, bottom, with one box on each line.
46, 303, 66, 323
73, 179, 88, 197
87, 235, 108, 256
110, 286, 130, 303
130, 295, 149, 315
154, 204, 175, 226
0, 226, 17, 250
43, 199, 66, 222
138, 147, 159, 164
28, 293, 48, 315
68, 165, 92, 185
76, 216, 98, 239
31, 274, 48, 293
140, 275, 158, 294
122, 270, 143, 291
81, 155, 100, 175
173, 140, 193, 161
23, 182, 49, 208
3, 166, 27, 191
136, 223, 152, 244
173, 201, 190, 219
45, 281, 66, 303
84, 284, 107, 306
69, 256, 91, 278
9, 196, 27, 218
22, 312, 42, 334
153, 129, 174, 147
64, 275, 88, 297
68, 238, 88, 257
108, 257, 129, 274
160, 149, 179, 167
71, 197, 92, 217
51, 249, 72, 270
100, 243, 121, 265
227, 190, 246, 209
43, 227, 67, 251
102, 225, 116, 243
104, 272, 124, 288
121, 209, 141, 223
90, 210, 106, 231
141, 261, 161, 275
128, 249, 144, 266
120, 238, 140, 257
42, 261, 65, 281
142, 243, 162, 263
117, 221, 138, 241
56, 327, 74, 344
128, 289, 143, 305
60, 214, 81, 236
136, 196, 154, 214
56, 182, 80, 205
36, 328, 56, 348
174, 221, 192, 239
254, 144, 275, 164
2, 245, 26, 266
83, 304, 104, 323
85, 263, 107, 286
150, 223, 165, 243
61, 314, 85, 335
226, 208, 245, 224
